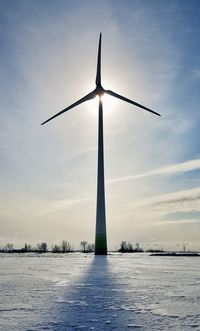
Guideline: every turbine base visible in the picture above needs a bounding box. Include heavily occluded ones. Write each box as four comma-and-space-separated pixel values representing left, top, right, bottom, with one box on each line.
95, 234, 107, 255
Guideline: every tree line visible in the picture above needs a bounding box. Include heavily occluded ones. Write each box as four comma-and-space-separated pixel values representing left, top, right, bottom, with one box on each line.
0, 241, 95, 253
0, 240, 164, 253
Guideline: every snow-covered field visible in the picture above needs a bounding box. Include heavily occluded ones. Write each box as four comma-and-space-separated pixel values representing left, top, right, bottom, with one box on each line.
0, 253, 200, 330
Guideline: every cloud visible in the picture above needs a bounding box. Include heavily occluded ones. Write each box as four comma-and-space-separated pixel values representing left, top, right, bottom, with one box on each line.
151, 187, 200, 211
133, 187, 200, 216
155, 219, 200, 226
107, 158, 200, 184
120, 187, 200, 224
34, 197, 90, 216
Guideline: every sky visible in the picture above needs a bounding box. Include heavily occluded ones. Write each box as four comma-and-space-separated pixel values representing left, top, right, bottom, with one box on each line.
0, 0, 200, 250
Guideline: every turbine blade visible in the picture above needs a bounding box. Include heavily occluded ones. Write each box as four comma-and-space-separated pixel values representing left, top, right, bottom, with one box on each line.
105, 89, 161, 116
41, 90, 96, 125
95, 33, 102, 86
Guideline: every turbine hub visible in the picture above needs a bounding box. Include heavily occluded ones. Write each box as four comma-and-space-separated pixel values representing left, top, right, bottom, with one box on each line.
96, 85, 104, 97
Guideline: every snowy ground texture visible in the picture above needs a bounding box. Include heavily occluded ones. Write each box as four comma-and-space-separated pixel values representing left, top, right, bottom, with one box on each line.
0, 253, 200, 331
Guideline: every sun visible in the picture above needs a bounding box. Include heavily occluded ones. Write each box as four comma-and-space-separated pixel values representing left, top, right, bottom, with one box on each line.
87, 93, 118, 116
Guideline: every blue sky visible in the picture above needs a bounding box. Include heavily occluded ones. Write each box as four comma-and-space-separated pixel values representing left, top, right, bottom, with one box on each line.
0, 0, 200, 250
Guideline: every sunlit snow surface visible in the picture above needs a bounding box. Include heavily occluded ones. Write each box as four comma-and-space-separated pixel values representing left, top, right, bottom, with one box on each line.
0, 253, 200, 330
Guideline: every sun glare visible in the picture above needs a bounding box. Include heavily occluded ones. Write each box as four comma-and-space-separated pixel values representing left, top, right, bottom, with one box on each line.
87, 94, 118, 116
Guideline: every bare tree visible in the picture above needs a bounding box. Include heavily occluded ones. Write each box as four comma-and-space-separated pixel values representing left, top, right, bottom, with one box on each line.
80, 241, 88, 253
24, 243, 32, 252
86, 243, 95, 252
5, 243, 14, 252
61, 240, 70, 253
52, 244, 61, 253
65, 241, 72, 252
37, 242, 48, 253
127, 242, 133, 252
135, 242, 143, 252
119, 241, 127, 252
41, 242, 48, 252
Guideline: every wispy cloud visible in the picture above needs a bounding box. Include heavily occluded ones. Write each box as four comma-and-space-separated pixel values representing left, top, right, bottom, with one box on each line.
133, 187, 200, 215
155, 219, 200, 226
35, 197, 90, 216
152, 187, 200, 212
107, 158, 200, 184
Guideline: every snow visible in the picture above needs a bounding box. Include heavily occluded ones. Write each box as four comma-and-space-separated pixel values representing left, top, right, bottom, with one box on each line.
0, 253, 200, 330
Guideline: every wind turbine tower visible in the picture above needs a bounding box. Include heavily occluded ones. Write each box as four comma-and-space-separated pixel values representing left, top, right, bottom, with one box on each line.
41, 34, 161, 255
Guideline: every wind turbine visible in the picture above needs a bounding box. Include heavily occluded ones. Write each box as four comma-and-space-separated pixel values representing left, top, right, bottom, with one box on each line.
41, 33, 161, 255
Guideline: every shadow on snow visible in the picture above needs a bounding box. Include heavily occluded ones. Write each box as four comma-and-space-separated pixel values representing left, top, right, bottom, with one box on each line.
42, 255, 145, 330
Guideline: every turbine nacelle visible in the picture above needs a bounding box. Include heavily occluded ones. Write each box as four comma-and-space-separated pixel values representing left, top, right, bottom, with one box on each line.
95, 85, 105, 97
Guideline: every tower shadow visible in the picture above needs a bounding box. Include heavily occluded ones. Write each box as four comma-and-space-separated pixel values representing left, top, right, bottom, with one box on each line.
55, 256, 118, 330
45, 255, 145, 331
